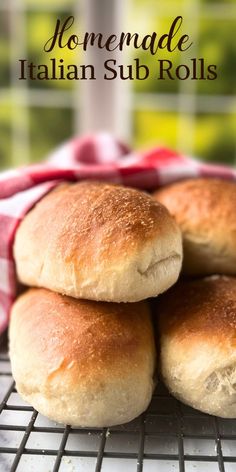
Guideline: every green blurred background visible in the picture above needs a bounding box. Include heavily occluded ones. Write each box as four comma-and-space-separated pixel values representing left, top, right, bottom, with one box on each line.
0, 0, 235, 169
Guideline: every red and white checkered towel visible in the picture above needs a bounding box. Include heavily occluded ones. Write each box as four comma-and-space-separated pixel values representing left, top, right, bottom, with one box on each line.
0, 132, 235, 334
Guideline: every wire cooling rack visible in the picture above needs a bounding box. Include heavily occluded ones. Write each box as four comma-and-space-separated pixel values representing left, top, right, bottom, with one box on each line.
1, 338, 236, 472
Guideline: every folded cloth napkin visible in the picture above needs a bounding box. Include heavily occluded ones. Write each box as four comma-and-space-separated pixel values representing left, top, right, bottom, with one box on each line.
0, 132, 235, 334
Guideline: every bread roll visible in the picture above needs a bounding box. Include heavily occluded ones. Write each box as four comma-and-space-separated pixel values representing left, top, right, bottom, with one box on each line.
9, 288, 156, 427
157, 276, 236, 418
14, 181, 182, 302
154, 178, 236, 275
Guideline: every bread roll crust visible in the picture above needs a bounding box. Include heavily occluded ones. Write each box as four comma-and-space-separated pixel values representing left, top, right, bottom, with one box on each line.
157, 276, 236, 418
9, 288, 156, 426
154, 178, 236, 275
14, 181, 182, 302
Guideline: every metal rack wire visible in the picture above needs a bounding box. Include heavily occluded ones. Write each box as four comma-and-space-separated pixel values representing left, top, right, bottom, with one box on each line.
1, 340, 236, 472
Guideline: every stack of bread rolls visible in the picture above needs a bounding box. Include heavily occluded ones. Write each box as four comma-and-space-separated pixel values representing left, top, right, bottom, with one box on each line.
9, 177, 236, 424
9, 181, 182, 426
153, 178, 236, 418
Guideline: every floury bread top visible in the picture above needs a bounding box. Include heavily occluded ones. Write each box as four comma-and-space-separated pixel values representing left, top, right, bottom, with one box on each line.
14, 181, 182, 303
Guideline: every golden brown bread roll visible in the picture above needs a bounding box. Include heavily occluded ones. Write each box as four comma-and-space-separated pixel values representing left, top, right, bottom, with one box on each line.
157, 276, 236, 418
9, 288, 156, 426
14, 181, 182, 302
153, 178, 236, 275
